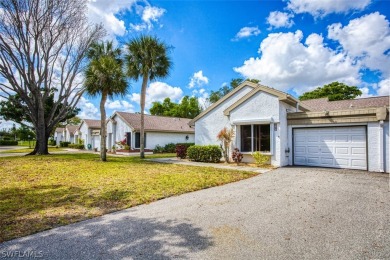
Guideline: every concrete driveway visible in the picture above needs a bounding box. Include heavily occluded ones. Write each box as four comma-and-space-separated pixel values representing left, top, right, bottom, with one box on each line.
1, 167, 389, 259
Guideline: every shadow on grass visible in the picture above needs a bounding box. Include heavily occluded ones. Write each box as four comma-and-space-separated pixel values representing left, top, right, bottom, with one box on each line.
0, 211, 213, 259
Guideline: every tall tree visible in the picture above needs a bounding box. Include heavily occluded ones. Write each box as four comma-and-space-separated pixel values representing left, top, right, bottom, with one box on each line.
0, 0, 104, 155
125, 35, 172, 159
208, 78, 259, 104
150, 96, 201, 119
299, 82, 362, 101
85, 41, 127, 161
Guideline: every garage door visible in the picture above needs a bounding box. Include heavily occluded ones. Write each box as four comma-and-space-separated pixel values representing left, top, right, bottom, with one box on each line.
293, 126, 367, 170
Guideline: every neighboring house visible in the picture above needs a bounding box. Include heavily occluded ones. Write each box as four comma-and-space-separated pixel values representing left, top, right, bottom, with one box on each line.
190, 81, 389, 173
78, 119, 101, 150
107, 112, 195, 151
65, 125, 79, 144
54, 127, 65, 146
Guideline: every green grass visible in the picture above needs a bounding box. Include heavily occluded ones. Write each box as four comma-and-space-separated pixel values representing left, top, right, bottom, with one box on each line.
18, 140, 36, 146
0, 153, 257, 242
0, 147, 66, 154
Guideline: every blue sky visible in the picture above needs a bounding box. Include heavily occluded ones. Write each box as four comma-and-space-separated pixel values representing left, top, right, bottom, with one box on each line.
1, 0, 390, 128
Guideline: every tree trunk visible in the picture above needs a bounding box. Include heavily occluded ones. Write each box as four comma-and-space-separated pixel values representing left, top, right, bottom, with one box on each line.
27, 126, 49, 155
100, 93, 107, 162
140, 75, 148, 159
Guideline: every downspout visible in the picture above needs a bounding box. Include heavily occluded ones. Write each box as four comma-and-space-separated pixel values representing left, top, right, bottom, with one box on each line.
379, 120, 384, 173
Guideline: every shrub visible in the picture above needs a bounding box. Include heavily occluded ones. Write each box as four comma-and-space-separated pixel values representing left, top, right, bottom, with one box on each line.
163, 143, 176, 153
252, 151, 270, 166
175, 143, 195, 159
48, 139, 56, 146
232, 148, 243, 165
59, 141, 71, 147
153, 145, 164, 154
0, 140, 18, 146
187, 145, 222, 163
68, 144, 84, 149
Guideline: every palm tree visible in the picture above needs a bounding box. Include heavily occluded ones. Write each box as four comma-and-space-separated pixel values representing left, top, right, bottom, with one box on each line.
85, 41, 127, 161
125, 35, 172, 158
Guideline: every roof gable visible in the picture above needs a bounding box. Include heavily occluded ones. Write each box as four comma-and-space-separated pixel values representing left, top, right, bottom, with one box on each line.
189, 80, 310, 125
113, 112, 194, 133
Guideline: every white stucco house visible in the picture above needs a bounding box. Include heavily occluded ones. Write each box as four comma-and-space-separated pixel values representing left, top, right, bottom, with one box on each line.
65, 125, 79, 144
77, 119, 101, 150
53, 127, 65, 146
190, 81, 389, 173
107, 112, 195, 151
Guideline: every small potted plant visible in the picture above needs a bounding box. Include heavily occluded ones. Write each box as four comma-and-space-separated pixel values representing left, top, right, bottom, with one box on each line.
112, 145, 116, 154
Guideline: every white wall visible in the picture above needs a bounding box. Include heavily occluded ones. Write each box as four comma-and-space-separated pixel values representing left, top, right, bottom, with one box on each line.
195, 85, 253, 146
79, 123, 89, 149
229, 91, 281, 165
146, 132, 195, 149
54, 131, 64, 146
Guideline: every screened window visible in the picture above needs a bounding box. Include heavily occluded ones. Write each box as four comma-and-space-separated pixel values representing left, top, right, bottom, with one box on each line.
240, 124, 271, 152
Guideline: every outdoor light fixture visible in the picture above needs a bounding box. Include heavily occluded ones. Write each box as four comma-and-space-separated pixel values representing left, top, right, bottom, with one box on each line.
185, 135, 189, 141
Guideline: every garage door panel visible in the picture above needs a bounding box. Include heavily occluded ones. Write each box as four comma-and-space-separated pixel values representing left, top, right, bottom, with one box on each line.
351, 135, 365, 142
307, 146, 319, 153
294, 126, 367, 170
351, 147, 365, 155
307, 136, 319, 142
307, 157, 320, 164
295, 146, 305, 154
335, 135, 349, 142
320, 146, 333, 154
335, 147, 349, 155
294, 156, 306, 164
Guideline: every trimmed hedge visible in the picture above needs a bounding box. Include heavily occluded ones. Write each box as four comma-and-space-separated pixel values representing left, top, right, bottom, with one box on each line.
187, 145, 222, 163
59, 141, 71, 147
68, 144, 85, 149
0, 140, 18, 146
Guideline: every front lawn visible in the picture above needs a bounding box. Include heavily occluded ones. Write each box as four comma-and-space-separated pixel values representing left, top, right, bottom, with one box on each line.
0, 153, 257, 242
0, 147, 66, 154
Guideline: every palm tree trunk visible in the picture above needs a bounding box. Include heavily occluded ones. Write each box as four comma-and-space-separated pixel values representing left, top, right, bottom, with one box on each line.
140, 74, 148, 159
100, 92, 107, 161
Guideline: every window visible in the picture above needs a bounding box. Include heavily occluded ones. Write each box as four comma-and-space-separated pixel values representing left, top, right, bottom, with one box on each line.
135, 132, 146, 148
240, 124, 271, 152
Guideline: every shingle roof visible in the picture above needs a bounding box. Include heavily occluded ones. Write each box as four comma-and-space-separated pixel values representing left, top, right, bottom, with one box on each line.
301, 96, 389, 112
115, 112, 194, 133
65, 125, 79, 134
82, 119, 101, 128
55, 127, 64, 133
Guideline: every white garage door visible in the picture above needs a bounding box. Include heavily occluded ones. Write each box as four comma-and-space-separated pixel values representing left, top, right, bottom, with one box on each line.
293, 126, 367, 170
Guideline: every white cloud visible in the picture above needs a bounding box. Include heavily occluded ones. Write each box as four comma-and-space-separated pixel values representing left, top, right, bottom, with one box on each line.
267, 11, 294, 29
328, 12, 390, 77
287, 0, 372, 17
234, 30, 360, 92
233, 26, 261, 41
192, 88, 210, 110
130, 5, 166, 31
358, 87, 374, 98
87, 1, 136, 38
77, 97, 100, 119
377, 78, 390, 96
129, 81, 183, 109
188, 70, 209, 89
106, 99, 135, 112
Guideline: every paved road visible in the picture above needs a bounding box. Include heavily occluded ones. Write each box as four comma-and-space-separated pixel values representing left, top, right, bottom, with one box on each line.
1, 167, 389, 259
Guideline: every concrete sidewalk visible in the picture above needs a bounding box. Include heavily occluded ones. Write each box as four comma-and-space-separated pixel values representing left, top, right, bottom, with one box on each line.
149, 157, 272, 173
